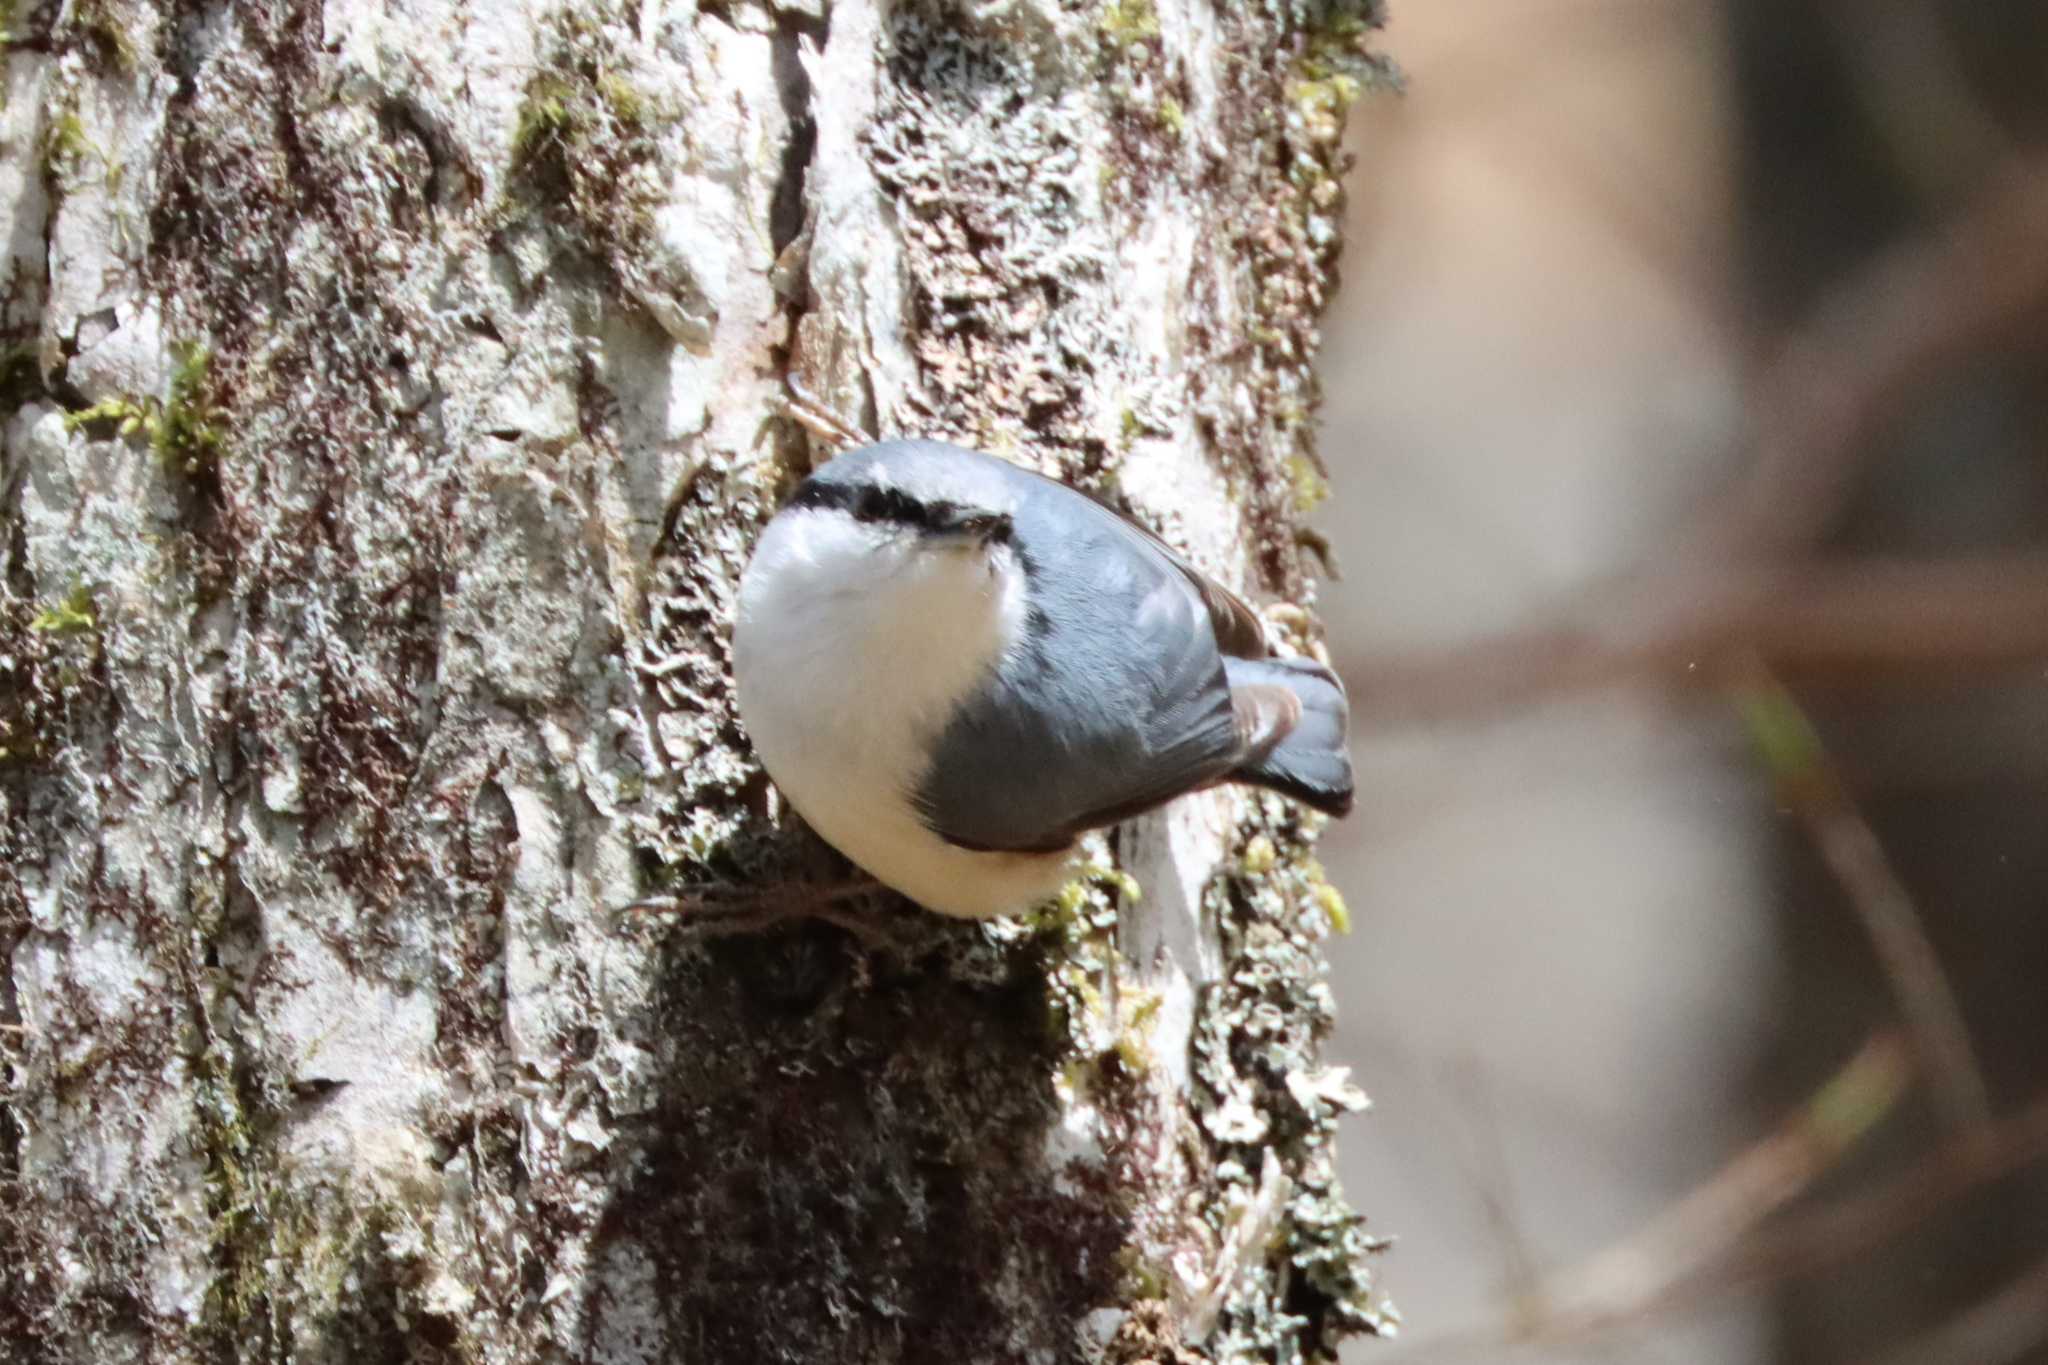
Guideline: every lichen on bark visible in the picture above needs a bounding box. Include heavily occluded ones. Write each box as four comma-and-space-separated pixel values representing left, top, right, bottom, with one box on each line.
0, 0, 1393, 1359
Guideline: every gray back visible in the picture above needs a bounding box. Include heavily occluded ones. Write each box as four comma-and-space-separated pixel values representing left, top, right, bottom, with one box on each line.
834, 442, 1244, 851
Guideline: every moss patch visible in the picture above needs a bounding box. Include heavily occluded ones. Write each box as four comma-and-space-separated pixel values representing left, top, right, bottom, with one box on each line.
58, 0, 143, 76
38, 102, 104, 194
193, 1049, 442, 1362
62, 341, 225, 477
0, 583, 102, 769
502, 8, 668, 298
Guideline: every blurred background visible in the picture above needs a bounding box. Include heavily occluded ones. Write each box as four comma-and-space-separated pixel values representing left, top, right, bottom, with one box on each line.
1312, 2, 2048, 1362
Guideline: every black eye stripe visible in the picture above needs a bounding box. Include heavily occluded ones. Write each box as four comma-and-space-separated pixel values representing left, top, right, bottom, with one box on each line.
787, 479, 992, 537
858, 485, 936, 526
784, 478, 860, 516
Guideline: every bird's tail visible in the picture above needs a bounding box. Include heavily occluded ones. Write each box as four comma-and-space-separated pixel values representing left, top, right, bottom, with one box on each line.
1223, 655, 1355, 817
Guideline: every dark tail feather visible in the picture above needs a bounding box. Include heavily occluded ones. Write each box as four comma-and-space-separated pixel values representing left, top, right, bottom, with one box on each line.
1223, 655, 1354, 817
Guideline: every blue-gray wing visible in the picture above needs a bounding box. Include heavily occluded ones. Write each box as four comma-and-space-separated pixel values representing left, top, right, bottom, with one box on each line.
912, 492, 1247, 853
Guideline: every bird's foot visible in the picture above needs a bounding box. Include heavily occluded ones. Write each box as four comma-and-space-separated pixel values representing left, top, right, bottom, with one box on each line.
619, 878, 893, 948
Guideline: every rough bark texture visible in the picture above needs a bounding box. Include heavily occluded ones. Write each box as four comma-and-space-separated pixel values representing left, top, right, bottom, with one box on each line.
0, 0, 1393, 1360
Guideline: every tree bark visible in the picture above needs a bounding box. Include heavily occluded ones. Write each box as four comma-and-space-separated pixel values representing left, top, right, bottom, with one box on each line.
1, 0, 1392, 1360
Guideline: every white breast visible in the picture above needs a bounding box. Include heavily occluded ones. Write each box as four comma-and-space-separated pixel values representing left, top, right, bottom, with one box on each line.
732, 509, 1078, 918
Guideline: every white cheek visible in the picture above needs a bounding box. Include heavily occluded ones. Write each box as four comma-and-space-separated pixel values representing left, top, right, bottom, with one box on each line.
735, 511, 1025, 781
731, 510, 1061, 918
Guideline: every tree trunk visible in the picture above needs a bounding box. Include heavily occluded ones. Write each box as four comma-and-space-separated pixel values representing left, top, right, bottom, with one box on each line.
0, 0, 1392, 1360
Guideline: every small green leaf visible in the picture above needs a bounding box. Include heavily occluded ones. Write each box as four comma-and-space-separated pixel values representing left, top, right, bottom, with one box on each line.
1735, 681, 1826, 784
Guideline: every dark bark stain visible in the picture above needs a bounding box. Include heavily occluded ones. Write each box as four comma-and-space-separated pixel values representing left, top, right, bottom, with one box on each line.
583, 932, 1127, 1365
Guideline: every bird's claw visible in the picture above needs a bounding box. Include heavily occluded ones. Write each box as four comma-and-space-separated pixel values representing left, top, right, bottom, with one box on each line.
619, 879, 895, 949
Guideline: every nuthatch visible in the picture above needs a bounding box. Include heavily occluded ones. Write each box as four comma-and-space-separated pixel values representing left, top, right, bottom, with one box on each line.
733, 440, 1353, 919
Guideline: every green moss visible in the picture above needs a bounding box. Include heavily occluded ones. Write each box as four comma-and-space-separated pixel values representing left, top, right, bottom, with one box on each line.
985, 857, 1151, 1095
3, 0, 141, 79
185, 887, 438, 1358
61, 394, 148, 435
511, 73, 579, 164
1302, 857, 1350, 934
1114, 1248, 1169, 1302
194, 1045, 278, 1335
0, 728, 27, 767
157, 342, 225, 475
1156, 94, 1185, 137
1099, 0, 1160, 47
194, 1067, 413, 1357
61, 341, 224, 477
37, 94, 128, 195
39, 105, 98, 188
1286, 8, 1397, 166
1287, 452, 1330, 511
504, 14, 667, 285
596, 70, 650, 129
69, 0, 140, 75
1166, 0, 1392, 603
28, 584, 96, 638
1110, 986, 1165, 1074
0, 584, 96, 767
1288, 64, 1363, 143
180, 790, 310, 1354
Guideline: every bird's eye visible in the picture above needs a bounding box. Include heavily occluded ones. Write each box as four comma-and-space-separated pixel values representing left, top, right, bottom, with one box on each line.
856, 486, 889, 522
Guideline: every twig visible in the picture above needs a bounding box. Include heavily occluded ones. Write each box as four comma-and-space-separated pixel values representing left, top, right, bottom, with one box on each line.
1345, 554, 2048, 721
1450, 1054, 1543, 1309
1389, 1089, 2048, 1361
1509, 1032, 1912, 1335
1689, 1092, 2048, 1298
1347, 157, 2048, 722
1697, 155, 2048, 562
1731, 660, 1992, 1137
1827, 0, 2018, 209
1859, 1250, 2048, 1365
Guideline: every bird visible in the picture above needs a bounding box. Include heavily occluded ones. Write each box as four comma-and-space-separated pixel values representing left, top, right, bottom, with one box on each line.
730, 439, 1353, 920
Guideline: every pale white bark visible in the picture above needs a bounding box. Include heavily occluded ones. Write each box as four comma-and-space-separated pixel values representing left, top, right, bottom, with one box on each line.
1, 0, 1391, 1360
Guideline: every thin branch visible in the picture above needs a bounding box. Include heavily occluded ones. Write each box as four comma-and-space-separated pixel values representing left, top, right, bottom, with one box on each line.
1688, 1092, 2048, 1298
1509, 1032, 1912, 1335
1859, 1251, 2048, 1365
1450, 1054, 1544, 1309
1346, 554, 2048, 721
1827, 0, 2019, 209
1347, 158, 2048, 723
1389, 1089, 2048, 1361
1697, 155, 2048, 562
1731, 660, 1992, 1137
